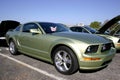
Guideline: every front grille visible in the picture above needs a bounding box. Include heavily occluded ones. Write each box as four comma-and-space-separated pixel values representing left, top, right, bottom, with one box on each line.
101, 43, 113, 52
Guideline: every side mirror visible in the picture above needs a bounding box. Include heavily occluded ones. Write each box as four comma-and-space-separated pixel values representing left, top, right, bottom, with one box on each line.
30, 29, 42, 34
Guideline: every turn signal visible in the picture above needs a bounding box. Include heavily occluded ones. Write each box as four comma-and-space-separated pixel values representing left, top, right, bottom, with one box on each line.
83, 57, 101, 61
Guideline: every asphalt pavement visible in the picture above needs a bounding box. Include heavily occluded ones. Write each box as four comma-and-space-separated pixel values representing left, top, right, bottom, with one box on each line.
0, 40, 120, 80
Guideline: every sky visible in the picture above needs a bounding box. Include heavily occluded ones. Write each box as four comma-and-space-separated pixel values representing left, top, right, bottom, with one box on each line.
0, 0, 120, 25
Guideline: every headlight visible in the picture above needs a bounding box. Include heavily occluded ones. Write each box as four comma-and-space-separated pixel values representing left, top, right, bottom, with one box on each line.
85, 45, 99, 54
101, 43, 113, 52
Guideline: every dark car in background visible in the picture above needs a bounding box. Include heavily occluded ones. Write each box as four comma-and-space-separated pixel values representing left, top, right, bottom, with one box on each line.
0, 20, 20, 39
70, 26, 97, 34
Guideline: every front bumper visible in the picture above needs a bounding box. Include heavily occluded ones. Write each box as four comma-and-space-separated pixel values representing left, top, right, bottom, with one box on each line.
79, 47, 116, 70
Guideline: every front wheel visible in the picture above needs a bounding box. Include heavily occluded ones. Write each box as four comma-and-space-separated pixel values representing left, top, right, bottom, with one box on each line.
53, 46, 79, 75
9, 40, 18, 55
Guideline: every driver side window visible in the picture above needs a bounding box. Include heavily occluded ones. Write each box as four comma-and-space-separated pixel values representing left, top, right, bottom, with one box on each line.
22, 23, 41, 33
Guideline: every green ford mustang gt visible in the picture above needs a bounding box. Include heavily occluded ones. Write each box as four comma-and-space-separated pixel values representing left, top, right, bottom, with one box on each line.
6, 22, 116, 75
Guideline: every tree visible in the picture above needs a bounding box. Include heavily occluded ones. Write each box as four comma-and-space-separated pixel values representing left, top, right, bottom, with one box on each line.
90, 21, 101, 30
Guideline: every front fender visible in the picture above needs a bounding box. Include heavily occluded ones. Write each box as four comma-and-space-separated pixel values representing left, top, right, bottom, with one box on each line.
49, 39, 88, 63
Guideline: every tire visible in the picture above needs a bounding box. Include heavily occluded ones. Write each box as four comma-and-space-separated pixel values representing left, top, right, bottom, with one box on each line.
9, 40, 18, 55
53, 46, 79, 75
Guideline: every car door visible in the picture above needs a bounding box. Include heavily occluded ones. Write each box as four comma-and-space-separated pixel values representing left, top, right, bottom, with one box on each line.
18, 23, 51, 60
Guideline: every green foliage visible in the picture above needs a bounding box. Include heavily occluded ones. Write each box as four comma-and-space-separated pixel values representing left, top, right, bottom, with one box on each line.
90, 21, 101, 30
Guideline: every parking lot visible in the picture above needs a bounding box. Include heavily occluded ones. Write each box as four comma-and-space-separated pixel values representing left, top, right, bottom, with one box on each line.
0, 39, 120, 80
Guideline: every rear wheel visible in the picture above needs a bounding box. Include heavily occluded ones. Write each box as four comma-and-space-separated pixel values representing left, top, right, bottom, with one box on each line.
53, 46, 79, 75
9, 40, 18, 55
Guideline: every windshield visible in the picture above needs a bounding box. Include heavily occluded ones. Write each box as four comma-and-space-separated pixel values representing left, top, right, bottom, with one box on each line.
84, 26, 97, 34
39, 22, 70, 33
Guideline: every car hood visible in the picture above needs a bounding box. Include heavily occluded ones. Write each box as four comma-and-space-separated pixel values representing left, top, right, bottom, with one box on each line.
52, 32, 111, 44
98, 34, 120, 43
0, 20, 20, 37
98, 15, 120, 34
